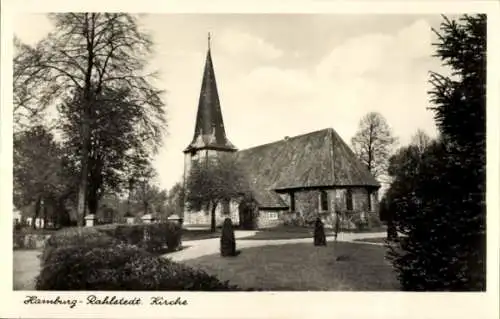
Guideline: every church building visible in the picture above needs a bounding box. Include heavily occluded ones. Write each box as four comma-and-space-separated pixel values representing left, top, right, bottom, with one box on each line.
182, 36, 380, 229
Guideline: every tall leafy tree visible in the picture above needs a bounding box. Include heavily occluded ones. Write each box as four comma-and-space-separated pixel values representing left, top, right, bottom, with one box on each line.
165, 182, 185, 218
351, 112, 397, 182
14, 14, 166, 225
128, 166, 168, 220
13, 125, 75, 227
387, 14, 486, 291
185, 156, 250, 232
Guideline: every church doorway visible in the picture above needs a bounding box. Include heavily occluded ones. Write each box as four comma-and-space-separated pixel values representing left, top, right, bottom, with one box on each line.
238, 196, 258, 230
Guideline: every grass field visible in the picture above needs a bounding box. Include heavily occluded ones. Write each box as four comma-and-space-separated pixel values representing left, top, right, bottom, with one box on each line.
183, 242, 399, 291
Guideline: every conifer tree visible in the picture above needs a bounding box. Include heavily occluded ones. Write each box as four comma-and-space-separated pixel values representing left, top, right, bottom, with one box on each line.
387, 14, 486, 291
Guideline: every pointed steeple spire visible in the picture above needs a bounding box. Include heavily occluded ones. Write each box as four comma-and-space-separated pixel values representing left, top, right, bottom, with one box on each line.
184, 34, 237, 153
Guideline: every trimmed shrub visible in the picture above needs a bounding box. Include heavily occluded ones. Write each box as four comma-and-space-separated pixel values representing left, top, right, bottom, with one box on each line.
36, 243, 240, 291
313, 217, 326, 246
98, 222, 182, 253
220, 218, 236, 257
41, 227, 118, 266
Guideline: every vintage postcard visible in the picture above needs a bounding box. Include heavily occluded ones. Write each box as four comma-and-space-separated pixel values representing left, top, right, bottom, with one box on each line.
1, 0, 499, 318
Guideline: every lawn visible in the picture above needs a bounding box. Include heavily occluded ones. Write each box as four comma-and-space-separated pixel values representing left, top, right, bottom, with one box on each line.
354, 237, 387, 244
13, 249, 41, 290
242, 225, 335, 240
183, 242, 399, 291
182, 229, 221, 241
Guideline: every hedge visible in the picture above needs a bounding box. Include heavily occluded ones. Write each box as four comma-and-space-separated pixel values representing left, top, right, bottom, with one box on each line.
36, 242, 239, 291
41, 227, 118, 266
97, 222, 182, 253
36, 225, 239, 291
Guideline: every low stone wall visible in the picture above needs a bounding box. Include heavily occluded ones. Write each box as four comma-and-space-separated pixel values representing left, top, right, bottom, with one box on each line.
13, 233, 51, 250
183, 210, 240, 227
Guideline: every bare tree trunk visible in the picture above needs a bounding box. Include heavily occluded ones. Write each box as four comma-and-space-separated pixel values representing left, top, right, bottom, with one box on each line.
210, 202, 217, 233
32, 196, 41, 229
77, 119, 90, 226
42, 200, 48, 229
76, 13, 95, 227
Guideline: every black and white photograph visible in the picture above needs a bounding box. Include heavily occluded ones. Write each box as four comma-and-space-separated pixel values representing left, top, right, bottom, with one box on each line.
1, 1, 499, 318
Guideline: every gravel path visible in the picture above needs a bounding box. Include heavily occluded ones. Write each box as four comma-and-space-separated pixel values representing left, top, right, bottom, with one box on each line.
165, 231, 387, 261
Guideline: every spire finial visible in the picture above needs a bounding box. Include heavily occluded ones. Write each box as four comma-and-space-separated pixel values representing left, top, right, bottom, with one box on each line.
208, 32, 211, 50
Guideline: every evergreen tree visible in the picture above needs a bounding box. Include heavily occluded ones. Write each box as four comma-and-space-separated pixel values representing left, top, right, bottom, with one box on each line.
387, 14, 486, 291
313, 217, 327, 246
220, 218, 237, 257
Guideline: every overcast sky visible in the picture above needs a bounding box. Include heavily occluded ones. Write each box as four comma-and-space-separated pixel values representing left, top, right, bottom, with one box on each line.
14, 13, 451, 191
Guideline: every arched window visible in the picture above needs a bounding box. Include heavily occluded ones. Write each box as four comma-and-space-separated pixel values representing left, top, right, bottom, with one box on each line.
346, 189, 353, 211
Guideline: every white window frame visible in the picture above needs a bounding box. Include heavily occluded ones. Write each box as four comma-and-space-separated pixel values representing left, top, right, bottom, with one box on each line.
268, 212, 278, 220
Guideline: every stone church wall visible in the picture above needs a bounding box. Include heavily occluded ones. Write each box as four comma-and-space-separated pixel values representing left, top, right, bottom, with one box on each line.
257, 210, 284, 228
184, 188, 378, 229
294, 190, 319, 217
184, 200, 239, 227
331, 188, 372, 212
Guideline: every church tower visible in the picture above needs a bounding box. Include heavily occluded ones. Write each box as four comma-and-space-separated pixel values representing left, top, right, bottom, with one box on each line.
183, 34, 237, 202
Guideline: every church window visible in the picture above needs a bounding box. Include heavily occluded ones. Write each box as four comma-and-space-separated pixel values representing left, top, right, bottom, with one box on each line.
346, 189, 353, 211
268, 212, 278, 220
290, 193, 296, 212
320, 190, 329, 211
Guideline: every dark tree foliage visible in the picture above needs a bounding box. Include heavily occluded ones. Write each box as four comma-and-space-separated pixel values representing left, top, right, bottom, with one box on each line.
238, 194, 259, 230
387, 14, 486, 291
59, 86, 162, 217
313, 217, 327, 246
165, 182, 185, 219
14, 13, 166, 225
13, 125, 76, 227
220, 218, 237, 257
185, 156, 251, 232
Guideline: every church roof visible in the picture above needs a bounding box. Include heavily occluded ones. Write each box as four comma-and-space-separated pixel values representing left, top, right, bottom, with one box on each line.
184, 39, 237, 153
235, 128, 380, 208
